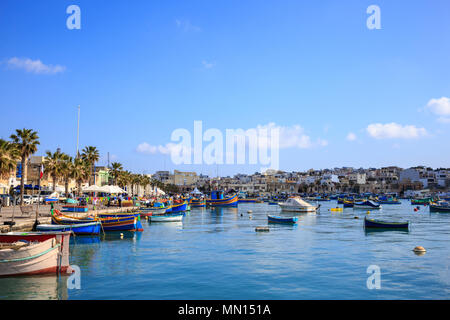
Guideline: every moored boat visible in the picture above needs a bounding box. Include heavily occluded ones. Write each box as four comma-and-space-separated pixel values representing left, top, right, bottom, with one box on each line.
0, 231, 71, 276
268, 215, 298, 224
62, 205, 89, 213
411, 198, 431, 206
429, 201, 450, 213
139, 206, 167, 217
149, 213, 183, 222
37, 221, 101, 235
171, 201, 188, 212
278, 197, 319, 212
206, 191, 238, 207
364, 217, 409, 229
190, 198, 206, 207
353, 200, 381, 209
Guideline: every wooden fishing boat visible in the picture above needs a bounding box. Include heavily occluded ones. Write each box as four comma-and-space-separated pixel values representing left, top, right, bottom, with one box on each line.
411, 198, 431, 205
37, 221, 101, 235
0, 232, 71, 276
268, 215, 298, 224
62, 205, 88, 213
353, 200, 381, 209
429, 201, 450, 212
377, 196, 401, 204
171, 201, 188, 213
364, 217, 409, 229
190, 198, 206, 207
139, 206, 167, 217
206, 191, 238, 207
149, 213, 183, 222
52, 212, 139, 232
343, 200, 354, 208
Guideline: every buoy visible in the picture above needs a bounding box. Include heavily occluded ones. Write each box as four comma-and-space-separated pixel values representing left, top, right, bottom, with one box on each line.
247, 210, 253, 214
240, 213, 243, 216
354, 216, 359, 219
255, 226, 269, 232
413, 246, 426, 253
120, 233, 124, 239
366, 211, 370, 215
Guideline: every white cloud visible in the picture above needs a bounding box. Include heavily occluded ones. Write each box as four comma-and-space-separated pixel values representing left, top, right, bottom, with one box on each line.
346, 132, 357, 141
6, 57, 65, 74
366, 123, 428, 139
437, 117, 450, 124
249, 123, 328, 149
136, 142, 191, 156
175, 19, 201, 32
202, 60, 215, 69
426, 97, 450, 116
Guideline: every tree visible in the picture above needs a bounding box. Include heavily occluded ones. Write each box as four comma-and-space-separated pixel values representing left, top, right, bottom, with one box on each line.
10, 129, 40, 205
81, 146, 100, 185
72, 158, 90, 196
44, 149, 65, 192
110, 162, 123, 185
0, 139, 19, 179
60, 154, 73, 196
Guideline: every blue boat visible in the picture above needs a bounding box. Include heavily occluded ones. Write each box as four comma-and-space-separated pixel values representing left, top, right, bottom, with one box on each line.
62, 205, 88, 213
206, 191, 238, 207
171, 201, 188, 213
268, 201, 278, 205
353, 200, 381, 209
37, 221, 101, 235
268, 215, 298, 224
364, 217, 409, 229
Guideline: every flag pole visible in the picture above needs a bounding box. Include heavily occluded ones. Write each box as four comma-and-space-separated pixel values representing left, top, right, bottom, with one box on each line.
76, 105, 80, 158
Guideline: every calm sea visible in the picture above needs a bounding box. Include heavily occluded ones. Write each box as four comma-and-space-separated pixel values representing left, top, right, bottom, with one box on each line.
1, 200, 449, 299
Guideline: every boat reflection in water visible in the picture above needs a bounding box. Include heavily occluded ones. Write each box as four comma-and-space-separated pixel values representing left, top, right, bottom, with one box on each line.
0, 275, 68, 300
364, 228, 410, 236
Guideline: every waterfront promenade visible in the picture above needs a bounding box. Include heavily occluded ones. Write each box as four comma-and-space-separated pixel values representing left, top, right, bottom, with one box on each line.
0, 204, 136, 233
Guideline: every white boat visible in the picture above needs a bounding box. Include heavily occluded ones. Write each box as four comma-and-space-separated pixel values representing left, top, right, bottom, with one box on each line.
0, 238, 60, 276
278, 197, 319, 213
149, 214, 183, 222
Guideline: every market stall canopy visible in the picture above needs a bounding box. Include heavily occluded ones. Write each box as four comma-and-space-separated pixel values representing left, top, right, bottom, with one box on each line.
98, 185, 127, 194
82, 185, 103, 192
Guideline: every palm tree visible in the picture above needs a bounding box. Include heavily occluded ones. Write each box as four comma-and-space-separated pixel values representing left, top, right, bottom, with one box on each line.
110, 162, 123, 185
81, 146, 100, 185
117, 170, 132, 191
0, 139, 20, 179
139, 175, 151, 195
44, 149, 65, 192
72, 158, 90, 196
10, 129, 40, 205
60, 154, 73, 196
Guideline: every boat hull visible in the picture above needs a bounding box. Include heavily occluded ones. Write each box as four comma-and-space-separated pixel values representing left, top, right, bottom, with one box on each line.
149, 213, 183, 222
37, 221, 101, 235
268, 215, 298, 224
206, 194, 239, 207
364, 218, 408, 229
429, 204, 450, 212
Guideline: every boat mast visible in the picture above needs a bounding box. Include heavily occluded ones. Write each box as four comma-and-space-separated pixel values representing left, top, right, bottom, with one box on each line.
76, 105, 80, 158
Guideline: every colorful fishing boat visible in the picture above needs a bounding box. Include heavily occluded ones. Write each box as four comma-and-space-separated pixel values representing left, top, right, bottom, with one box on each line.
37, 221, 101, 235
429, 201, 450, 213
190, 198, 206, 208
0, 231, 71, 276
61, 205, 88, 213
268, 201, 278, 205
343, 200, 354, 208
353, 200, 381, 209
171, 201, 188, 212
149, 213, 183, 222
268, 215, 298, 224
96, 212, 143, 231
377, 196, 401, 204
364, 217, 409, 229
206, 191, 238, 207
139, 206, 167, 217
411, 198, 431, 205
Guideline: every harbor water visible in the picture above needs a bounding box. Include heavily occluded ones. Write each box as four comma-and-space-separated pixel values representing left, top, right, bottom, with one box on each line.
1, 200, 449, 299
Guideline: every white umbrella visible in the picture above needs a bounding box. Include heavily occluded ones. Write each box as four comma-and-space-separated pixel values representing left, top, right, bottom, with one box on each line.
82, 185, 103, 192
190, 187, 202, 195
98, 185, 126, 194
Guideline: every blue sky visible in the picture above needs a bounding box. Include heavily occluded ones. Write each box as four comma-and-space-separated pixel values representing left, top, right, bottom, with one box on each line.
0, 0, 449, 176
